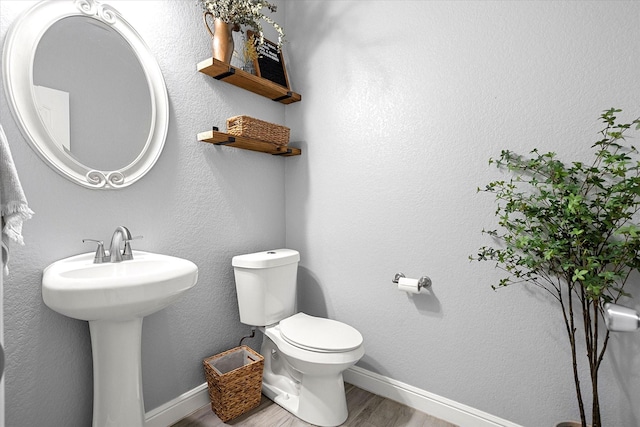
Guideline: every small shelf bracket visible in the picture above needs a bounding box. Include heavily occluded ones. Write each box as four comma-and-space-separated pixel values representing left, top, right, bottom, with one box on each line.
210, 126, 236, 145
272, 92, 293, 102
272, 148, 293, 156
214, 67, 235, 80
213, 136, 235, 146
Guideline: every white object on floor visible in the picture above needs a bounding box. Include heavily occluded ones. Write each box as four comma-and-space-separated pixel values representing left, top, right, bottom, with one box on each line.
42, 250, 198, 427
232, 249, 364, 427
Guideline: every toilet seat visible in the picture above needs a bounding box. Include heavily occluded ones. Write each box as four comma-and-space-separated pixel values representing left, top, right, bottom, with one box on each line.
279, 313, 363, 353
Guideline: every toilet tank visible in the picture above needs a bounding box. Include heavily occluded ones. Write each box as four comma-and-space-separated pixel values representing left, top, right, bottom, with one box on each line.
232, 249, 300, 326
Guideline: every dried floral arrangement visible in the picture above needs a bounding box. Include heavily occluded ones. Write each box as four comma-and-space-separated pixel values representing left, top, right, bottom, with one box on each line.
199, 0, 285, 50
243, 34, 258, 60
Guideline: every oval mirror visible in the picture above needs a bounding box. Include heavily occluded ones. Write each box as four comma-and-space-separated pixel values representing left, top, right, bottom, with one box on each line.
2, 0, 169, 189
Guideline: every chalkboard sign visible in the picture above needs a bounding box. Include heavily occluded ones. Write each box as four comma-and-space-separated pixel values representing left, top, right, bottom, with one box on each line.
249, 32, 290, 89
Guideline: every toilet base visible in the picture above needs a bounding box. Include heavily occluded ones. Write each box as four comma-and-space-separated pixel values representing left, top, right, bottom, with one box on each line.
260, 328, 360, 427
262, 371, 349, 427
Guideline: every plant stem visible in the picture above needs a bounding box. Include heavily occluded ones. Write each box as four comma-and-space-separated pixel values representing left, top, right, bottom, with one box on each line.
591, 300, 603, 426
562, 284, 587, 425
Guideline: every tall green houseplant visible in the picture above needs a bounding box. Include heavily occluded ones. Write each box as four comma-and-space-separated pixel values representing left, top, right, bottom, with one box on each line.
472, 109, 640, 427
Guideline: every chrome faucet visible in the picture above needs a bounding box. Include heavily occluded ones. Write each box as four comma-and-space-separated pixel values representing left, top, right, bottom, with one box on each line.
84, 226, 141, 263
109, 226, 132, 263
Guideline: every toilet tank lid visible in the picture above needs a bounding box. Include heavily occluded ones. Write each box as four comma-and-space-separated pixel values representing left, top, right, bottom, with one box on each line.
232, 249, 300, 269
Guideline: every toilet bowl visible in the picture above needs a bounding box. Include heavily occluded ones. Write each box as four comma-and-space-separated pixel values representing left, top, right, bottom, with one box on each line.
260, 313, 364, 426
232, 250, 365, 427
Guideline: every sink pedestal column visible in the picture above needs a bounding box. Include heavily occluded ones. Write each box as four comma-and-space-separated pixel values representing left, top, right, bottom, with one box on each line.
89, 318, 145, 427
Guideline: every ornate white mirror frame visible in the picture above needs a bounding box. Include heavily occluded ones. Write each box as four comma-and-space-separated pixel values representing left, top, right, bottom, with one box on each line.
2, 0, 169, 189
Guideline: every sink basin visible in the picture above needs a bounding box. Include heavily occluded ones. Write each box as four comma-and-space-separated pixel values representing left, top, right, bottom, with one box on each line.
42, 250, 198, 427
43, 250, 198, 321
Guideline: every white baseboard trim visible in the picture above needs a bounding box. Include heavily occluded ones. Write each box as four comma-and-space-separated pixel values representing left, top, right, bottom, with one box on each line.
343, 366, 523, 427
144, 366, 523, 427
145, 383, 209, 427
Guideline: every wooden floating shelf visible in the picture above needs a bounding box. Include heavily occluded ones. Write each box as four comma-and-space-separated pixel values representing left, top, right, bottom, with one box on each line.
198, 130, 301, 157
197, 58, 302, 105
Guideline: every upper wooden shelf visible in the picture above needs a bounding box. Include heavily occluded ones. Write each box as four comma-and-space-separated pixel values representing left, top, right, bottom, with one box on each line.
198, 129, 301, 157
197, 58, 302, 104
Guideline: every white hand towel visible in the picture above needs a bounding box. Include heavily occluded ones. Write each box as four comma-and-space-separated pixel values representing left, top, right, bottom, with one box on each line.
0, 124, 34, 274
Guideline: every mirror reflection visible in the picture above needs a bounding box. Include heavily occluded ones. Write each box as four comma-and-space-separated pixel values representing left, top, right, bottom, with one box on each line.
33, 16, 151, 171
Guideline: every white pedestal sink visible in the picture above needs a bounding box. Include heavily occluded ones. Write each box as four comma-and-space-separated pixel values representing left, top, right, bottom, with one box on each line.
42, 250, 198, 427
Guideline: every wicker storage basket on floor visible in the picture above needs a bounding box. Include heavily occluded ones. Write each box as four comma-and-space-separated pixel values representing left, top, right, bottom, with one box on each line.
226, 115, 290, 146
203, 345, 264, 422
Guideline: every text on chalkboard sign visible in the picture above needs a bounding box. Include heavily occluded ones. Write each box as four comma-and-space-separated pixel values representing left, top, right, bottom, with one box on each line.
249, 32, 290, 90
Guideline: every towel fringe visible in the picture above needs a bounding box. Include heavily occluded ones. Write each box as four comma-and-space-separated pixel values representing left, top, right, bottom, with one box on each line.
1, 200, 34, 219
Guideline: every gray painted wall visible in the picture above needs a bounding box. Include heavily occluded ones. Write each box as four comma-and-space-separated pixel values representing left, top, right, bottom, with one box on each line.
283, 1, 640, 426
2, 1, 640, 427
1, 1, 288, 425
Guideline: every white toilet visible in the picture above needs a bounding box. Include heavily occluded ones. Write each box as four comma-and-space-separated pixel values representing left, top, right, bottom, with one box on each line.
232, 249, 365, 427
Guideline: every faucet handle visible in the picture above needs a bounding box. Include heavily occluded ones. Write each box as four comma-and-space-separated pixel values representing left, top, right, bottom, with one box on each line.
122, 235, 143, 260
83, 239, 106, 264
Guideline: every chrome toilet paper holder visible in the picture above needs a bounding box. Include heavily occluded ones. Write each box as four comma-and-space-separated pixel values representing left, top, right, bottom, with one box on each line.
392, 273, 432, 291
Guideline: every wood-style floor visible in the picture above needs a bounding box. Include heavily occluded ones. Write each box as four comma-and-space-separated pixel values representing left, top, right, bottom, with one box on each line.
171, 384, 458, 427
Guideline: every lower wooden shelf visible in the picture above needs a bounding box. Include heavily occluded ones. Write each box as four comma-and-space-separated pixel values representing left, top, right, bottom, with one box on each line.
198, 130, 301, 157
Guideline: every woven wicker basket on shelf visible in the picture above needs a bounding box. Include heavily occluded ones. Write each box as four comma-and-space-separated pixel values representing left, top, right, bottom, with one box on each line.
203, 345, 264, 422
226, 115, 290, 146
